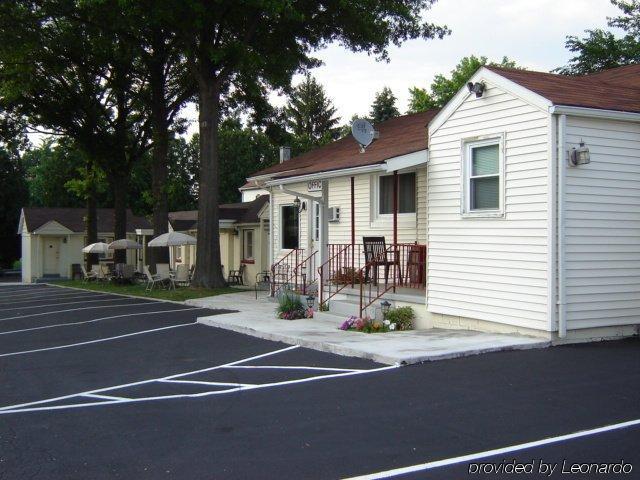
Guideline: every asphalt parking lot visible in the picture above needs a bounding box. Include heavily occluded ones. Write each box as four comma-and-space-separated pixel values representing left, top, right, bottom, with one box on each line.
0, 284, 638, 479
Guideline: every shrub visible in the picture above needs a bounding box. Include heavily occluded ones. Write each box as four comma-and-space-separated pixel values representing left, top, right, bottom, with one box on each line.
11, 259, 21, 270
384, 306, 414, 331
276, 292, 306, 320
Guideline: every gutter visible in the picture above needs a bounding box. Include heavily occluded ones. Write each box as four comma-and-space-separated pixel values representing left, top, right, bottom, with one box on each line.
557, 114, 567, 338
263, 164, 385, 187
550, 105, 640, 122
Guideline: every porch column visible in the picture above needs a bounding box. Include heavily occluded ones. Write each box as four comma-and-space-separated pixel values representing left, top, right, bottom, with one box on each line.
350, 176, 355, 280
393, 170, 398, 245
318, 180, 329, 287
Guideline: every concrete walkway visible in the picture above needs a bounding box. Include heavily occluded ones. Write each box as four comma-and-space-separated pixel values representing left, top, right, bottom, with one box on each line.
187, 291, 550, 365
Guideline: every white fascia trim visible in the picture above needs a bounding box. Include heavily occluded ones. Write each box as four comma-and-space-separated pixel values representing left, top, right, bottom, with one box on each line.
32, 220, 74, 235
135, 228, 154, 236
384, 149, 428, 172
549, 105, 640, 122
428, 67, 553, 138
264, 164, 385, 187
17, 208, 26, 234
247, 168, 299, 185
219, 220, 236, 229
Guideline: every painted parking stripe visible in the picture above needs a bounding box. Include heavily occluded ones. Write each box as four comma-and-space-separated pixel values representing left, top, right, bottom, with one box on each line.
0, 292, 111, 306
0, 297, 130, 312
0, 345, 300, 413
0, 322, 195, 358
227, 365, 364, 372
0, 347, 398, 415
0, 301, 157, 322
343, 418, 640, 480
0, 289, 83, 299
160, 379, 256, 388
0, 307, 204, 336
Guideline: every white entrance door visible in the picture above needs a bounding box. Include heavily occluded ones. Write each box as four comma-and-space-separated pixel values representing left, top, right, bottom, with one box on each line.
43, 237, 61, 275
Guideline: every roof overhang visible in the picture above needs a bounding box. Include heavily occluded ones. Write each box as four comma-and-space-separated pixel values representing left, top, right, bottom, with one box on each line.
135, 228, 154, 236
549, 105, 640, 122
33, 220, 74, 235
262, 149, 428, 187
428, 66, 553, 139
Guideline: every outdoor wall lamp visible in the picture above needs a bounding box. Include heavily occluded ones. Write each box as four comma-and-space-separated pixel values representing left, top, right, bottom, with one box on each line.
306, 295, 315, 309
569, 141, 590, 166
293, 196, 307, 213
467, 81, 485, 98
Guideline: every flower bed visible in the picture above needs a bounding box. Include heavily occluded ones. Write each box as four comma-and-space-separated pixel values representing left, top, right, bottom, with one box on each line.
339, 306, 414, 333
276, 292, 313, 320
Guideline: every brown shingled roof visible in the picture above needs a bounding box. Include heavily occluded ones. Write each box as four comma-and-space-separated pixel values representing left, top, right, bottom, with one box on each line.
169, 195, 269, 230
249, 110, 437, 180
22, 208, 150, 233
486, 65, 640, 113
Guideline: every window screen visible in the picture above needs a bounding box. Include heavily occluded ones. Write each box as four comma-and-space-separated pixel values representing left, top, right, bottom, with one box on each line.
281, 205, 299, 249
470, 144, 500, 210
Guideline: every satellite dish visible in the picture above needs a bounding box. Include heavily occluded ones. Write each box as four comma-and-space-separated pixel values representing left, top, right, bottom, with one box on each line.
351, 119, 375, 149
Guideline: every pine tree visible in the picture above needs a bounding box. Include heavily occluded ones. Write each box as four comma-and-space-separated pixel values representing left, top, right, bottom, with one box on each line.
369, 87, 400, 123
284, 74, 340, 146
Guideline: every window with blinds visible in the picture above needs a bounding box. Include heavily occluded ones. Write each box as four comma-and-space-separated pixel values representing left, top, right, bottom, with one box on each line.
379, 172, 416, 214
469, 143, 500, 211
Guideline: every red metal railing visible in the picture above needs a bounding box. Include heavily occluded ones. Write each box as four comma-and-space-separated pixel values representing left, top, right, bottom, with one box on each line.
270, 248, 303, 296
318, 243, 426, 312
293, 250, 318, 295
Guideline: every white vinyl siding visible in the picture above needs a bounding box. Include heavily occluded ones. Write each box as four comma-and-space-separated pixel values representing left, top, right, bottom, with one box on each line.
427, 84, 550, 330
564, 115, 640, 329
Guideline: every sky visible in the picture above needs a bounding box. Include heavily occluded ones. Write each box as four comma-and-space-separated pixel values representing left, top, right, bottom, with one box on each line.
183, 0, 621, 136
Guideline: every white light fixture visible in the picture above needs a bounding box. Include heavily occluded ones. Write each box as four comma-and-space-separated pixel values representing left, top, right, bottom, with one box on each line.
569, 141, 590, 166
466, 81, 485, 98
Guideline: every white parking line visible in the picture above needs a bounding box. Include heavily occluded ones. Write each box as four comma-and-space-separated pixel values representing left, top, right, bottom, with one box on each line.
0, 307, 203, 336
160, 379, 256, 388
0, 301, 156, 322
82, 393, 130, 401
227, 365, 364, 372
0, 289, 83, 300
343, 418, 640, 480
0, 345, 300, 413
0, 322, 195, 357
0, 297, 129, 312
0, 293, 111, 306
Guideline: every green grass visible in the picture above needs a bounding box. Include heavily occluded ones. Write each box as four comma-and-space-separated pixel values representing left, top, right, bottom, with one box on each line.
52, 280, 245, 302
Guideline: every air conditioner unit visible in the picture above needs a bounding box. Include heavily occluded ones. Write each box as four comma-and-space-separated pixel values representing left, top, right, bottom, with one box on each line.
328, 207, 340, 222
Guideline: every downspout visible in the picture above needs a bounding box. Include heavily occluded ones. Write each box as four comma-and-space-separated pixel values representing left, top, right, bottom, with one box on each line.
557, 114, 567, 338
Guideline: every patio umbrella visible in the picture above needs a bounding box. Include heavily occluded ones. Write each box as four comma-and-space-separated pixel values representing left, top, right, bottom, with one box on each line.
108, 238, 142, 250
82, 242, 110, 254
148, 231, 197, 247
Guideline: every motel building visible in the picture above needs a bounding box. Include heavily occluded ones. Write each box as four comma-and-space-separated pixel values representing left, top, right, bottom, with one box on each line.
246, 64, 640, 342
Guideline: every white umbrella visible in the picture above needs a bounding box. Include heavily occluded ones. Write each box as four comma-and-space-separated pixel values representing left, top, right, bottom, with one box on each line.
109, 238, 142, 250
148, 231, 197, 247
82, 242, 110, 254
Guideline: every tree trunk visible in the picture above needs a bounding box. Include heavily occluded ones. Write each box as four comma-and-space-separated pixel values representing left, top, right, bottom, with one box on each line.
85, 164, 98, 270
111, 171, 129, 265
192, 81, 226, 288
149, 65, 170, 269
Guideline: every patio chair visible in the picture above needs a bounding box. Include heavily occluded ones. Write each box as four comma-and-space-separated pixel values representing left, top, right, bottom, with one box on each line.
189, 264, 196, 280
228, 264, 246, 285
406, 245, 425, 287
144, 265, 169, 291
81, 265, 98, 283
99, 264, 114, 282
171, 264, 191, 288
362, 236, 402, 286
156, 263, 171, 279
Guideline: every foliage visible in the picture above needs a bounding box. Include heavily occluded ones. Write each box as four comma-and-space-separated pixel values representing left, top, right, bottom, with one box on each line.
384, 306, 415, 331
52, 280, 243, 302
276, 291, 308, 320
408, 56, 520, 113
284, 74, 340, 146
370, 87, 400, 123
332, 267, 363, 285
0, 148, 28, 268
340, 315, 389, 333
12, 259, 21, 270
556, 1, 640, 75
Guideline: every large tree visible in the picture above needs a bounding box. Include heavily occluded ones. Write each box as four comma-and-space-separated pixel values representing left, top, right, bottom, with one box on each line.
0, 0, 151, 264
168, 1, 449, 288
284, 73, 340, 147
370, 87, 400, 123
407, 55, 519, 113
556, 0, 640, 75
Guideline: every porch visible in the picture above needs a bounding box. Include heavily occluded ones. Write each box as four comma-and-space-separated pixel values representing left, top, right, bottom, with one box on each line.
270, 241, 427, 319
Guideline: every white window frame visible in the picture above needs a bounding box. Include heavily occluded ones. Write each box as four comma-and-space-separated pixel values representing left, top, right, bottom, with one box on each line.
313, 202, 320, 242
280, 204, 300, 250
461, 134, 505, 218
243, 229, 254, 260
371, 171, 417, 223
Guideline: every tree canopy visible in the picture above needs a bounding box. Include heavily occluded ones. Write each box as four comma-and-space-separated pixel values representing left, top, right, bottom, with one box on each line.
556, 0, 640, 75
407, 55, 519, 113
370, 87, 400, 123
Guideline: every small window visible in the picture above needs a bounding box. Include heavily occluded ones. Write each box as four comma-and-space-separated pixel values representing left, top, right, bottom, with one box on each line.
463, 139, 503, 215
243, 230, 254, 259
379, 172, 416, 214
281, 205, 299, 249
